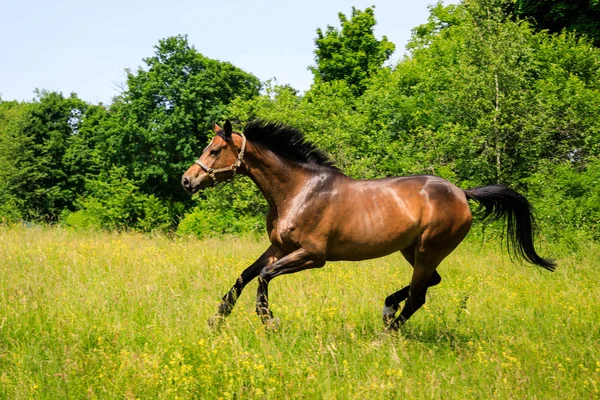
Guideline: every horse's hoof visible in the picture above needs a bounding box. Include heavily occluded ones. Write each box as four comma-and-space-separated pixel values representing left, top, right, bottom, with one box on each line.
207, 315, 225, 330
264, 317, 281, 331
383, 315, 396, 328
382, 305, 398, 327
385, 315, 407, 331
386, 322, 400, 332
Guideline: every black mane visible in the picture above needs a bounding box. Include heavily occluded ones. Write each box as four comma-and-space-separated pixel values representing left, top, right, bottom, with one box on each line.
242, 120, 338, 170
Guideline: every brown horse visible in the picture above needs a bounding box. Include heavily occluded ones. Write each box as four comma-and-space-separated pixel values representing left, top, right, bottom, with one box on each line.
182, 120, 555, 330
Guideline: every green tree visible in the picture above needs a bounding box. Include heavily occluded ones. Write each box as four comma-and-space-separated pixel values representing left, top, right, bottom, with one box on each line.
109, 35, 261, 204
26, 91, 104, 220
508, 0, 600, 46
228, 80, 373, 177
63, 166, 172, 232
62, 101, 111, 203
0, 100, 33, 221
526, 159, 600, 241
0, 92, 105, 222
310, 6, 395, 96
361, 0, 600, 186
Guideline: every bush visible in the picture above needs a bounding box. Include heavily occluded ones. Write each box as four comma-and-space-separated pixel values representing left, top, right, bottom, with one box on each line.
525, 159, 600, 242
177, 177, 266, 238
62, 167, 172, 232
0, 197, 23, 224
177, 207, 263, 238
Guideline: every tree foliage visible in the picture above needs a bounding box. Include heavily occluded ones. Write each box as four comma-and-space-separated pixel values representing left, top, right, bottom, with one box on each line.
1, 2, 600, 240
107, 35, 260, 204
361, 0, 600, 186
310, 6, 395, 96
526, 159, 600, 242
509, 0, 600, 46
0, 92, 106, 222
0, 101, 32, 222
0, 35, 261, 227
62, 167, 172, 232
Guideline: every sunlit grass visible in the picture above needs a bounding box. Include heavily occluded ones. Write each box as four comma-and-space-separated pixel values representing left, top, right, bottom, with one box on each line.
0, 226, 598, 398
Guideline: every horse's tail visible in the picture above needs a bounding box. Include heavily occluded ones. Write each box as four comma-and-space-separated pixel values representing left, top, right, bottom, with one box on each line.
464, 185, 555, 271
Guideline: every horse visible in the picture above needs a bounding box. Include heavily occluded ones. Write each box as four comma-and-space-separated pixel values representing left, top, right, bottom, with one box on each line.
181, 120, 555, 330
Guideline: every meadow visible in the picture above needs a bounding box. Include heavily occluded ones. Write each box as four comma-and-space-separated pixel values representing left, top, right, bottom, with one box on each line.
0, 225, 598, 399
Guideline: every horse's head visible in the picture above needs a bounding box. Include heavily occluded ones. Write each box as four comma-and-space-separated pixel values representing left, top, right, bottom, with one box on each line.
181, 120, 247, 193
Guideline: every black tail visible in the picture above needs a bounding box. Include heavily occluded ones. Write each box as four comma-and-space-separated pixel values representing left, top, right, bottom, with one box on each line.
464, 185, 556, 271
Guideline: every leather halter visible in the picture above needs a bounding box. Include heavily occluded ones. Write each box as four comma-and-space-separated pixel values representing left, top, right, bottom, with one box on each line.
195, 133, 247, 186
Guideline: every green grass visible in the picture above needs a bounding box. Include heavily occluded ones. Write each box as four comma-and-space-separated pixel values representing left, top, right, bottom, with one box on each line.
0, 226, 598, 399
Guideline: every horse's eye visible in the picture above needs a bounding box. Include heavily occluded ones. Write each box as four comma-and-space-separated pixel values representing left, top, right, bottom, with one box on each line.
210, 148, 221, 156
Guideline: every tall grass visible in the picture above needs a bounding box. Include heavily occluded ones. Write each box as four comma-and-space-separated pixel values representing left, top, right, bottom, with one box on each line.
0, 226, 598, 399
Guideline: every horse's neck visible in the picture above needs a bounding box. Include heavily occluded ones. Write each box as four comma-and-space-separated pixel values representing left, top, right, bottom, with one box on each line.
243, 145, 306, 212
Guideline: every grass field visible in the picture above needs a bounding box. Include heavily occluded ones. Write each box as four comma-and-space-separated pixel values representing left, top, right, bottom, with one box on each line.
0, 226, 598, 399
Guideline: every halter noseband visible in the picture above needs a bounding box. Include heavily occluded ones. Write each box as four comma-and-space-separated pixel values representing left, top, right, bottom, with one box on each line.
194, 132, 247, 186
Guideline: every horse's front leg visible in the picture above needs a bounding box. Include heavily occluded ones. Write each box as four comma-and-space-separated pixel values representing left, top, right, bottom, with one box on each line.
209, 245, 282, 328
255, 248, 325, 326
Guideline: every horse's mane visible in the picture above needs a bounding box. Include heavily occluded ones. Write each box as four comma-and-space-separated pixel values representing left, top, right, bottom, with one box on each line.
242, 120, 338, 170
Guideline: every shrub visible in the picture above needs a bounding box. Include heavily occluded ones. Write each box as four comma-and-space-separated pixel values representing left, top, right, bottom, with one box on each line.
0, 197, 23, 224
177, 178, 266, 238
62, 167, 172, 232
525, 159, 600, 242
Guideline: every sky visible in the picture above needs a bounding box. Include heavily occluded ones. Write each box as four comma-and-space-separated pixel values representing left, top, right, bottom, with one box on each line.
0, 0, 455, 105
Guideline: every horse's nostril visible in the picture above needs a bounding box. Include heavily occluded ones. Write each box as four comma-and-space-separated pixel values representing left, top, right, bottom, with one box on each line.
182, 176, 190, 188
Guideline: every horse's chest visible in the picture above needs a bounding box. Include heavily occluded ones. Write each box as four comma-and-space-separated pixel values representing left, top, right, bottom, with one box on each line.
268, 194, 328, 252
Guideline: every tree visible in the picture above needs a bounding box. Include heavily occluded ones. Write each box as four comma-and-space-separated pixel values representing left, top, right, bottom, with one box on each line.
508, 0, 600, 46
108, 35, 261, 204
361, 0, 600, 187
310, 6, 395, 96
0, 92, 105, 222
0, 100, 33, 221
26, 91, 102, 220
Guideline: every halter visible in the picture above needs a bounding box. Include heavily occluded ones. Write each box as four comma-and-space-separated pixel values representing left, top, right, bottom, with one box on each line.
195, 132, 247, 186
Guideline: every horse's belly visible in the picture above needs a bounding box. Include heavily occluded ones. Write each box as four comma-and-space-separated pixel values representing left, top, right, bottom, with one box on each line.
326, 223, 420, 261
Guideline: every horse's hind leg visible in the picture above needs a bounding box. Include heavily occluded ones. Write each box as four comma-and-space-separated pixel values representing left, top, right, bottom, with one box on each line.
382, 238, 446, 329
388, 227, 467, 330
383, 245, 416, 325
388, 252, 442, 330
383, 243, 442, 326
383, 270, 441, 326
256, 276, 273, 322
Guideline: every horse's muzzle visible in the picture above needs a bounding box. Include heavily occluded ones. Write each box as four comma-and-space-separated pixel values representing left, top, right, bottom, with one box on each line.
181, 174, 203, 194
182, 171, 212, 194
181, 175, 193, 192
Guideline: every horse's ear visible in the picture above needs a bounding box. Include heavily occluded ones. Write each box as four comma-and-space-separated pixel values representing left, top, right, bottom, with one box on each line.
213, 122, 222, 133
223, 120, 233, 141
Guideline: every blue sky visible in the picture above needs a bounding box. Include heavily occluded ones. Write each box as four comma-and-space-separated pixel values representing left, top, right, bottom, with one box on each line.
0, 0, 455, 104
